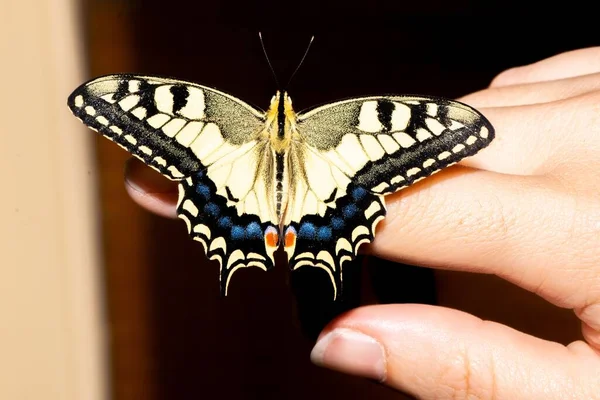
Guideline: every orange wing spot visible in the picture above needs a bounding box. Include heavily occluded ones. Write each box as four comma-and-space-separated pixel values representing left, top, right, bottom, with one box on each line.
265, 231, 279, 248
284, 230, 296, 248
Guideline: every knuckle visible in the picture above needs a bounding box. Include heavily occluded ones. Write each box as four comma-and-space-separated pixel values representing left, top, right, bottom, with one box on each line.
489, 67, 520, 87
437, 341, 500, 400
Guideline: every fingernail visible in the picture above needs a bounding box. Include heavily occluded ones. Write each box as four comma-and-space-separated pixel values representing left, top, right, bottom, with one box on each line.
124, 158, 175, 193
311, 328, 386, 381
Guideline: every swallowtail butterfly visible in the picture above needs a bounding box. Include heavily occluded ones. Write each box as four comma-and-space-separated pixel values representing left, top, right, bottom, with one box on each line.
68, 74, 494, 299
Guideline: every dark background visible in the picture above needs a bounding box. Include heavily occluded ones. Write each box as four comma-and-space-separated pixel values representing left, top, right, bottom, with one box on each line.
81, 1, 596, 399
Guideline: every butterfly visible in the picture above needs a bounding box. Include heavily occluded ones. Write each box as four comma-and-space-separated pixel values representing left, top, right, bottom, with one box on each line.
68, 74, 494, 299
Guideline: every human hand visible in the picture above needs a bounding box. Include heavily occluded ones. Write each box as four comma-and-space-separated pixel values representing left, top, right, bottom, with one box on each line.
307, 47, 600, 399
123, 47, 600, 399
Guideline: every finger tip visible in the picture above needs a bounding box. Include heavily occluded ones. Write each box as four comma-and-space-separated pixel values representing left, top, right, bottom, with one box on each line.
124, 158, 179, 219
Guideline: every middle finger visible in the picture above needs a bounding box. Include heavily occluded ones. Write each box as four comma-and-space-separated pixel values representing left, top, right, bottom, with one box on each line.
461, 92, 600, 175
460, 72, 600, 108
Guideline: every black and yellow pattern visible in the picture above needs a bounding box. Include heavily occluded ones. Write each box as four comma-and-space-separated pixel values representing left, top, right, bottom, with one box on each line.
68, 74, 494, 299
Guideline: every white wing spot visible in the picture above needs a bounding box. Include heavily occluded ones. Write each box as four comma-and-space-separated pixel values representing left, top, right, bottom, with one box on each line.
425, 117, 447, 135
466, 135, 478, 145
452, 144, 466, 153
450, 120, 465, 130
336, 134, 369, 171
438, 151, 451, 160
390, 102, 411, 131
377, 135, 400, 154
168, 166, 184, 178
74, 95, 84, 108
182, 199, 199, 217
359, 135, 386, 161
480, 126, 489, 139
364, 201, 382, 219
390, 175, 405, 185
155, 85, 175, 115
177, 87, 206, 119
357, 101, 383, 133
84, 106, 96, 116
95, 116, 109, 126
392, 132, 416, 148
371, 182, 389, 193
226, 250, 246, 271
407, 167, 421, 177
351, 225, 370, 243
139, 146, 152, 155
128, 80, 141, 93
335, 238, 352, 255
209, 236, 227, 253
131, 107, 147, 120
248, 252, 266, 261
316, 251, 336, 271
423, 159, 436, 168
147, 113, 170, 129
153, 156, 167, 167
109, 126, 122, 135
426, 103, 438, 117
190, 123, 223, 160
162, 118, 188, 138
124, 135, 137, 145
118, 95, 140, 111
100, 93, 116, 104
176, 121, 205, 146
416, 128, 432, 142
193, 224, 212, 240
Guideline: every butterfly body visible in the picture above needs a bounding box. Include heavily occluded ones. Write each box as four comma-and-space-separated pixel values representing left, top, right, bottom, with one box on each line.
68, 74, 494, 299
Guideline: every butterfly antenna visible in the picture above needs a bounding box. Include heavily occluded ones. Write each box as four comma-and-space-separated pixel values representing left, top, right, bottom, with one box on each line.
259, 32, 281, 89
285, 35, 314, 90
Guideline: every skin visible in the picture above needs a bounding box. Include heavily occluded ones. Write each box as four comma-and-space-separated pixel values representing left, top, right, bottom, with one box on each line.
124, 47, 600, 399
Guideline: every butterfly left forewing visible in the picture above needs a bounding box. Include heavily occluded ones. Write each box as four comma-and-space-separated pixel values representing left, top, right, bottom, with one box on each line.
68, 74, 265, 180
284, 96, 494, 299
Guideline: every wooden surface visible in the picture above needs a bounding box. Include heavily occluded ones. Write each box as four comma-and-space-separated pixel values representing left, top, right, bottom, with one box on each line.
1, 1, 107, 398
82, 2, 591, 399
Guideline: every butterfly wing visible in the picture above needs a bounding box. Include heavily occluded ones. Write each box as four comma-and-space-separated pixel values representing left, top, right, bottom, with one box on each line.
284, 96, 494, 299
68, 75, 278, 294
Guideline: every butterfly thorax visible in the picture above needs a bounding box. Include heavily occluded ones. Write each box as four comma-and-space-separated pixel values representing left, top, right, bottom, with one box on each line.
262, 91, 299, 228
265, 91, 297, 154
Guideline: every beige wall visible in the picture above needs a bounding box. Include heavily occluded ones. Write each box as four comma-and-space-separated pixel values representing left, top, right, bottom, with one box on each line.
1, 1, 108, 399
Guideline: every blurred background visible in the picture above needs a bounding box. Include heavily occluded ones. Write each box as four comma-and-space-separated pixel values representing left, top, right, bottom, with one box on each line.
1, 0, 596, 399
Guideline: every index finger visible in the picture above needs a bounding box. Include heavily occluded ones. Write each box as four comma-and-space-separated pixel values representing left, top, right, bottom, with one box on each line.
491, 47, 600, 87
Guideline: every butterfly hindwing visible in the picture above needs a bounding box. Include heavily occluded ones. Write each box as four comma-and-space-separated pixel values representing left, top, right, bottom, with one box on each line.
177, 168, 279, 295
284, 96, 494, 297
283, 182, 386, 299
